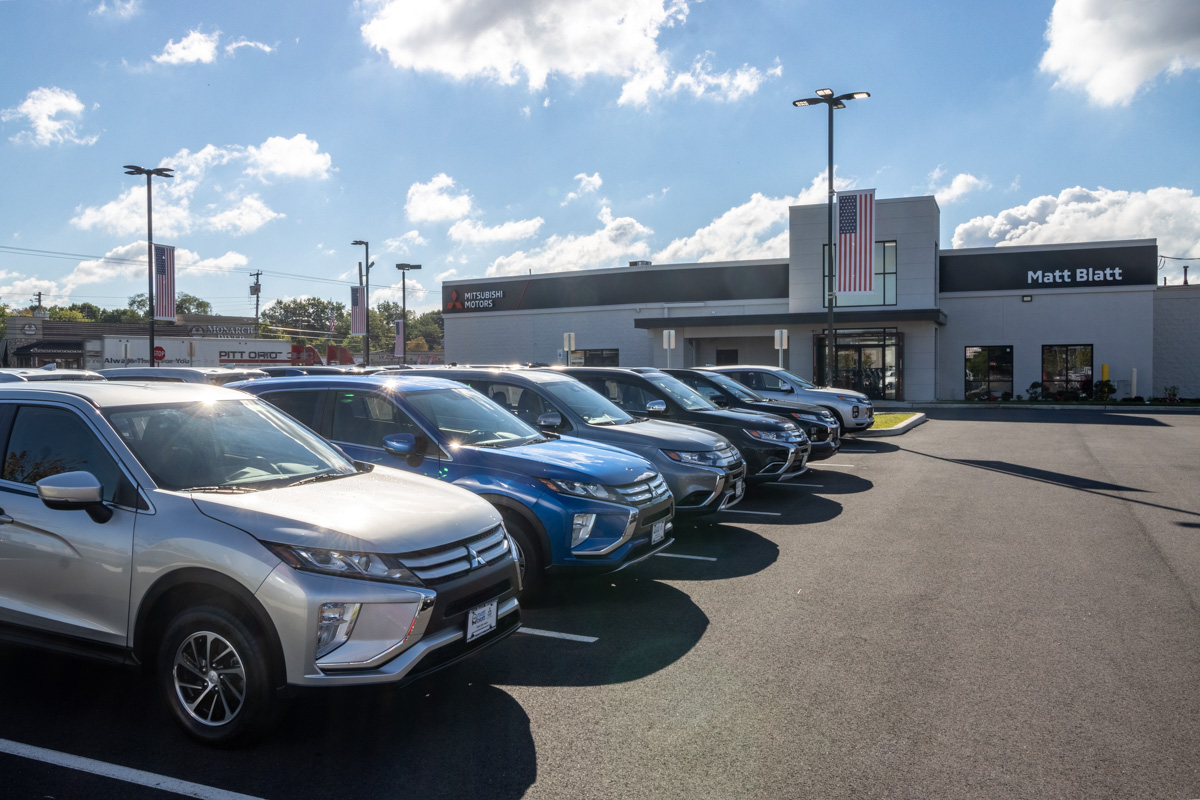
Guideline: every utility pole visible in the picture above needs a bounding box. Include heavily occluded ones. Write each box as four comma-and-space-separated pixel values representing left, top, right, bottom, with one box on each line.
250, 271, 262, 326
34, 291, 43, 309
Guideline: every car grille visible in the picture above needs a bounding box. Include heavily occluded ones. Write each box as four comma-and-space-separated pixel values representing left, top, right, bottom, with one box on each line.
713, 442, 742, 467
615, 473, 671, 508
398, 525, 512, 586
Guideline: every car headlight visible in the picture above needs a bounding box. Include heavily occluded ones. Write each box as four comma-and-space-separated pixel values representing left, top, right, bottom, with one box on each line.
790, 412, 825, 424
836, 395, 867, 404
744, 428, 794, 442
537, 478, 623, 503
661, 449, 724, 466
266, 543, 424, 586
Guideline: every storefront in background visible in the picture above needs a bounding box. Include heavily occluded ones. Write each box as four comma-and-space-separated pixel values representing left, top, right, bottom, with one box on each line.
442, 195, 1196, 401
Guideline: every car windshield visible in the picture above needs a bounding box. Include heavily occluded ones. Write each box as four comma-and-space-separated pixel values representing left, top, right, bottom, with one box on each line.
403, 387, 544, 447
540, 378, 633, 425
778, 369, 818, 389
700, 371, 765, 402
645, 373, 716, 411
106, 399, 356, 491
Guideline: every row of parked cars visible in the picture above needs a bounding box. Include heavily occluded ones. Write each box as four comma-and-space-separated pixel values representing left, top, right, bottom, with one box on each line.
0, 362, 872, 745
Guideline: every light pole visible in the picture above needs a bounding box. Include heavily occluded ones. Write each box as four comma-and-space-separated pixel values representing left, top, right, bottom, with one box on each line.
395, 263, 422, 365
123, 165, 174, 366
792, 88, 869, 387
351, 240, 371, 365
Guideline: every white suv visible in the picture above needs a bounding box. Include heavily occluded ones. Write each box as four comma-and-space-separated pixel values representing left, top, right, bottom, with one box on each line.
707, 366, 875, 433
0, 382, 520, 745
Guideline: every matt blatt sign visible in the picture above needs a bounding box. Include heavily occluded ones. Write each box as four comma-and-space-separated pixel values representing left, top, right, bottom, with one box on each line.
940, 243, 1156, 293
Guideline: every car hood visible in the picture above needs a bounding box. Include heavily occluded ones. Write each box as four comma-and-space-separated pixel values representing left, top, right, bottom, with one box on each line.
470, 438, 657, 485
574, 418, 730, 451
754, 398, 835, 418
693, 407, 794, 429
192, 467, 501, 553
802, 386, 870, 403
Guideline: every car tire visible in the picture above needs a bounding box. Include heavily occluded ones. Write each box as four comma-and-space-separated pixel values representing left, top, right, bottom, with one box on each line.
157, 604, 278, 747
501, 510, 544, 597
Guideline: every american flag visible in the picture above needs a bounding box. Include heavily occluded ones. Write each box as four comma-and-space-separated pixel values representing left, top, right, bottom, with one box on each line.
393, 319, 405, 357
153, 244, 176, 321
836, 189, 875, 295
350, 286, 366, 336
328, 307, 336, 333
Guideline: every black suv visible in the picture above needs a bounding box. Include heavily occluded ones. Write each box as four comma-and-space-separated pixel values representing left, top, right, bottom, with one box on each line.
559, 367, 810, 485
664, 368, 841, 461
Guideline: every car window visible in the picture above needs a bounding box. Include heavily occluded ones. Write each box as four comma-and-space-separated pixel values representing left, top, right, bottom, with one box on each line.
672, 373, 723, 402
107, 399, 355, 491
3, 406, 125, 502
260, 389, 323, 430
539, 378, 631, 425
330, 390, 432, 452
402, 387, 542, 448
643, 374, 714, 411
737, 370, 788, 392
701, 371, 766, 402
778, 369, 818, 390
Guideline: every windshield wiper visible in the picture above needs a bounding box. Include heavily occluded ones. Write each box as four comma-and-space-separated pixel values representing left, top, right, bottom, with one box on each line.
184, 485, 259, 494
284, 472, 355, 488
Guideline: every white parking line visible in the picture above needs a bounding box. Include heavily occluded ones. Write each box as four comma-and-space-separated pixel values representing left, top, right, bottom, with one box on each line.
517, 627, 599, 643
815, 463, 855, 468
720, 509, 782, 516
781, 483, 824, 488
0, 738, 264, 800
655, 552, 718, 562
841, 448, 876, 453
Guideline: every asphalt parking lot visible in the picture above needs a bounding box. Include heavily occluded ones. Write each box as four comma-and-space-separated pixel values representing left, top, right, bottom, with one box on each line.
4, 407, 1200, 800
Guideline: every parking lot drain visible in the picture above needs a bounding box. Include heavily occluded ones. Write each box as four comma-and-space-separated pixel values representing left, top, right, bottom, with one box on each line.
0, 738, 265, 800
517, 628, 598, 643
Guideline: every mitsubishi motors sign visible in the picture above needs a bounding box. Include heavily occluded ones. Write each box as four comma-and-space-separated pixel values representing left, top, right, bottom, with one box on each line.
445, 287, 508, 311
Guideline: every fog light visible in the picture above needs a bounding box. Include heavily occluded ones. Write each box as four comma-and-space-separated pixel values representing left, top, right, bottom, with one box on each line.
571, 513, 597, 548
852, 406, 860, 418
316, 602, 361, 658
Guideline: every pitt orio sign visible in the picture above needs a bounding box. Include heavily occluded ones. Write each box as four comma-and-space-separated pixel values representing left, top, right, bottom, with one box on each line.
939, 243, 1156, 294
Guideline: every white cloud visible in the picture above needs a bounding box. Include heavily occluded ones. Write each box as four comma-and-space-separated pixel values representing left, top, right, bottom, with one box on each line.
435, 268, 459, 282
927, 167, 990, 205
653, 172, 839, 263
361, 0, 777, 107
70, 136, 326, 238
1, 87, 99, 147
154, 30, 221, 65
406, 173, 473, 222
225, 38, 273, 56
206, 194, 285, 235
244, 134, 332, 180
561, 172, 603, 206
92, 0, 139, 19
486, 206, 652, 276
383, 231, 429, 253
950, 185, 1200, 281
449, 217, 545, 242
1039, 0, 1200, 106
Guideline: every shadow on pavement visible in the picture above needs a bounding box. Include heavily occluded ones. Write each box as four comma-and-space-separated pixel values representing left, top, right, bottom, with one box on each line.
638, 521, 779, 581
0, 642, 537, 800
921, 408, 1176, 426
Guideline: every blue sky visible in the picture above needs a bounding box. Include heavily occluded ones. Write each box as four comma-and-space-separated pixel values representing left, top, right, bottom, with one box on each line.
2, 0, 1199, 319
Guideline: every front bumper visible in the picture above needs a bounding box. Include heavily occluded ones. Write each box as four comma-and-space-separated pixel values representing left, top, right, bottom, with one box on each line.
666, 458, 747, 515
795, 422, 840, 461
742, 440, 813, 484
535, 490, 675, 572
257, 550, 521, 687
845, 401, 875, 431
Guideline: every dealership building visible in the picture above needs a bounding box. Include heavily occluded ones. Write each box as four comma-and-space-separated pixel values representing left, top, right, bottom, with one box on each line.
442, 195, 1199, 402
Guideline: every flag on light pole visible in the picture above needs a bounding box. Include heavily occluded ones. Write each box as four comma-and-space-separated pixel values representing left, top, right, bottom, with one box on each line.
153, 244, 176, 321
393, 319, 404, 357
836, 189, 875, 294
350, 286, 366, 336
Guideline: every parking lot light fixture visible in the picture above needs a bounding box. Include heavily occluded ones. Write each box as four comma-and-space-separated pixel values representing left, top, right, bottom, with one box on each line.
123, 165, 174, 367
791, 88, 869, 387
395, 263, 422, 365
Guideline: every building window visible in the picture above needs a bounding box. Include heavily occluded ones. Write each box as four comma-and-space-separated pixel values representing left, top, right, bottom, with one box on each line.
965, 346, 1013, 400
822, 240, 897, 308
715, 348, 738, 365
568, 348, 619, 367
1042, 344, 1093, 400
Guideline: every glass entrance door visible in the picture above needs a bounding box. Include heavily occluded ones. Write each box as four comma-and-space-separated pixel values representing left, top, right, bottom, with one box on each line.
815, 331, 903, 401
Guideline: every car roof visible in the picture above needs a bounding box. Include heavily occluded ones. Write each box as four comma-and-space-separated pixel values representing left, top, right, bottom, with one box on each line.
98, 366, 268, 377
232, 374, 466, 393
0, 380, 245, 406
560, 366, 667, 376
0, 367, 106, 382
406, 366, 574, 385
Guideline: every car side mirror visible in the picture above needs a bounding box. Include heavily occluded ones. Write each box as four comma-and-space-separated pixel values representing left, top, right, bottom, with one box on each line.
37, 471, 112, 524
646, 400, 667, 415
536, 411, 563, 430
383, 432, 427, 467
779, 384, 794, 393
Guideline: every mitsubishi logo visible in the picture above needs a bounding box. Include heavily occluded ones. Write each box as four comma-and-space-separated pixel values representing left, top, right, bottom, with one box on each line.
466, 546, 487, 568
446, 289, 463, 311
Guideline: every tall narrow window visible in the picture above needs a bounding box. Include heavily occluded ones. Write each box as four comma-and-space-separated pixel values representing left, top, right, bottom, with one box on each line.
1041, 345, 1093, 399
965, 346, 1013, 400
822, 241, 897, 307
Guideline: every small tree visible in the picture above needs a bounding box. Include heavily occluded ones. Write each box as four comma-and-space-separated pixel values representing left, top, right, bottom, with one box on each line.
1093, 379, 1116, 402
1027, 381, 1047, 401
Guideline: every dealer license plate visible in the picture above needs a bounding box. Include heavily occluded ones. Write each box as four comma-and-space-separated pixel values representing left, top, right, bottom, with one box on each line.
735, 479, 745, 498
651, 520, 665, 545
466, 599, 497, 642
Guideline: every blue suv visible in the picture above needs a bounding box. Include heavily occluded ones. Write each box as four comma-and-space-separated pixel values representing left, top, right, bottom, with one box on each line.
235, 375, 675, 591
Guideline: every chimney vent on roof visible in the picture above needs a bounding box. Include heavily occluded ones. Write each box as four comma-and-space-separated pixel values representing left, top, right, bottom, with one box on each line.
629, 260, 651, 267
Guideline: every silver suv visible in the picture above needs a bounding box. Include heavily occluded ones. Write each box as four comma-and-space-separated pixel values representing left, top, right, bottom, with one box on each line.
706, 366, 875, 433
0, 382, 521, 745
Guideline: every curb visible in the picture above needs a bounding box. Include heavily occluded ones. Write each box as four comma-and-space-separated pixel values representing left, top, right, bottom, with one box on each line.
850, 413, 926, 438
